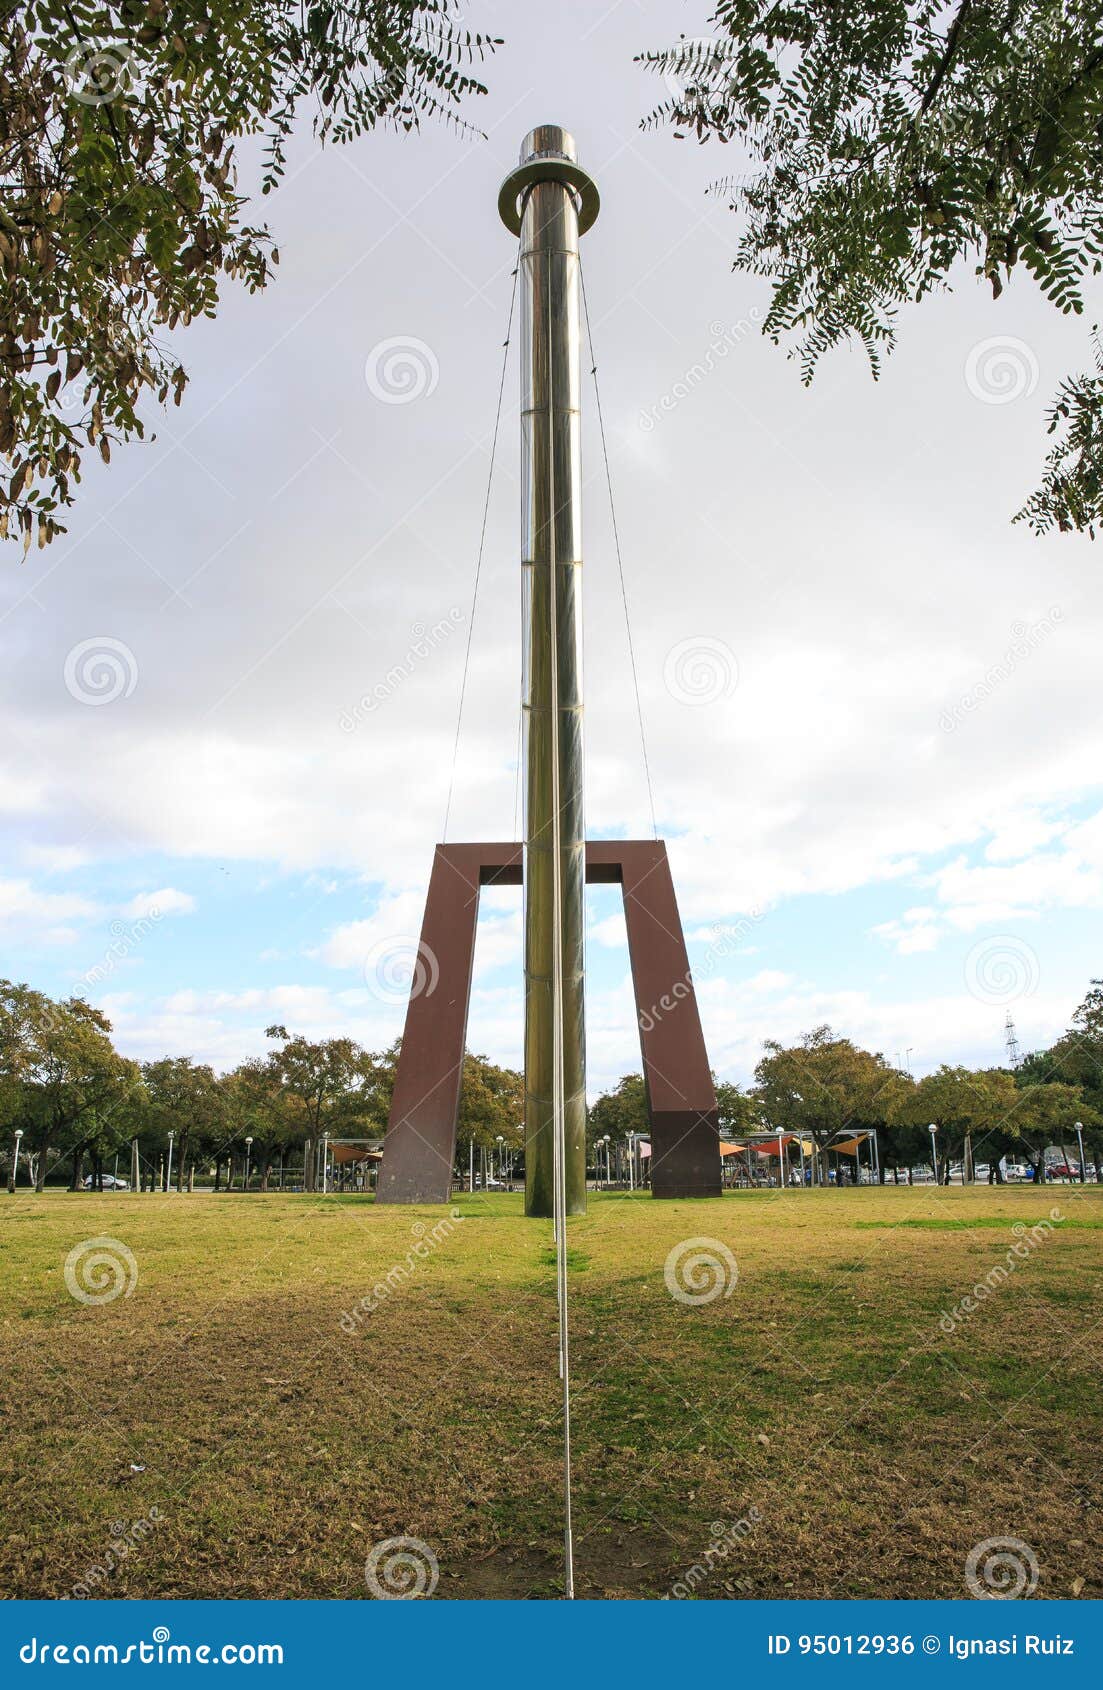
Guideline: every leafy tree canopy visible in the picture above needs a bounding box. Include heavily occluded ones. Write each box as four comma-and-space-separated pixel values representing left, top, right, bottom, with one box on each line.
587, 1072, 650, 1149
0, 978, 140, 1184
752, 1024, 905, 1147
1, 0, 497, 550
642, 1, 1103, 534
455, 1051, 523, 1152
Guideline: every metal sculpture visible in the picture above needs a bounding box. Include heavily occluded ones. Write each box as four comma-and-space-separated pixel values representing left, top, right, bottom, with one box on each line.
375, 843, 721, 1205
376, 129, 721, 1210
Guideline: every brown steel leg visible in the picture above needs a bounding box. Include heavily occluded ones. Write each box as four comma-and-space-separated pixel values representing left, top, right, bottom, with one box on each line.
590, 843, 722, 1200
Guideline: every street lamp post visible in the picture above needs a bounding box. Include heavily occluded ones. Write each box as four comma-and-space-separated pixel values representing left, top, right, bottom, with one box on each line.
602, 1135, 611, 1189
165, 1130, 175, 1193
496, 1134, 505, 1185
1075, 1120, 1086, 1185
244, 1136, 253, 1191
321, 1133, 329, 1195
928, 1123, 938, 1186
8, 1128, 23, 1194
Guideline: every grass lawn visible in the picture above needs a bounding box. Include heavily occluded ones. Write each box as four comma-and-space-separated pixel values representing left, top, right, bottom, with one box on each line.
1, 1183, 1100, 1601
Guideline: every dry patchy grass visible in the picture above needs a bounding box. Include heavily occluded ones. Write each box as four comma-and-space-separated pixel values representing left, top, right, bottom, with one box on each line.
1, 1183, 1100, 1600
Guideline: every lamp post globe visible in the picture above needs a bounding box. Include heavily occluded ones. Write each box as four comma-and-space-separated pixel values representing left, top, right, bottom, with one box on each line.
8, 1127, 23, 1195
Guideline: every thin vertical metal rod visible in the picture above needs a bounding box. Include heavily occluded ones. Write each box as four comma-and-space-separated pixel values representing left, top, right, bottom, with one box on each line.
548, 249, 574, 1603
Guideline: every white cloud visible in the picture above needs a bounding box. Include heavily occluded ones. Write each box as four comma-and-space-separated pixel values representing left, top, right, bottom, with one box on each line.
316, 890, 430, 971
588, 911, 628, 948
873, 820, 1103, 954
0, 877, 101, 932
120, 887, 197, 920
22, 843, 92, 874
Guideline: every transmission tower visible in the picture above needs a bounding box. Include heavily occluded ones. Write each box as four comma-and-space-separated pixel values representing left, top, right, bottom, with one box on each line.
1005, 1011, 1021, 1070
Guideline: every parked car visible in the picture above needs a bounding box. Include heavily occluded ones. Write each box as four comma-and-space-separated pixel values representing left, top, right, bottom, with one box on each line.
82, 1174, 130, 1190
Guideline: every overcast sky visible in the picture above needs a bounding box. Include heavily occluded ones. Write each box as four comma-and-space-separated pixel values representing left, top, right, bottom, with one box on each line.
2, 0, 1101, 1094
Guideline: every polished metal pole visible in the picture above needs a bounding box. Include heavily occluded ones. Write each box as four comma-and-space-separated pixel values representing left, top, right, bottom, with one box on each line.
500, 128, 599, 1220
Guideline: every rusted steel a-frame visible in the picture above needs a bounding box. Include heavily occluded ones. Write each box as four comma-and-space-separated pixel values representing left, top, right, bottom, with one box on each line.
376, 840, 721, 1205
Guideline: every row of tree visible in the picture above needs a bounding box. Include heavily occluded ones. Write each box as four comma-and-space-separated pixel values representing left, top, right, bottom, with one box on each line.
592, 981, 1103, 1184
0, 981, 521, 1191
3, 976, 1102, 1190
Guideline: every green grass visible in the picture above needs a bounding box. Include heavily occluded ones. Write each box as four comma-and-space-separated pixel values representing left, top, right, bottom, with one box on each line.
1, 1184, 1100, 1600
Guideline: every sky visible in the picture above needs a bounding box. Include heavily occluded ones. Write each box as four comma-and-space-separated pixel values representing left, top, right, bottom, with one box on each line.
2, 0, 1101, 1096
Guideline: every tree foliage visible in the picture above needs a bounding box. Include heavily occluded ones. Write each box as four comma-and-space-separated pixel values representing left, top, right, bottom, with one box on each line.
0, 0, 497, 550
753, 1024, 906, 1152
587, 1072, 650, 1149
0, 988, 525, 1187
456, 1051, 523, 1154
641, 1, 1103, 533
0, 978, 141, 1187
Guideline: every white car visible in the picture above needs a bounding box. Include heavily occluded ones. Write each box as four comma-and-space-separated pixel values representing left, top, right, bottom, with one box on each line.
82, 1174, 130, 1190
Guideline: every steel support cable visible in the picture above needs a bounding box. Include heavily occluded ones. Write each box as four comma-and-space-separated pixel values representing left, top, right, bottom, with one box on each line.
443, 252, 521, 841
579, 264, 659, 842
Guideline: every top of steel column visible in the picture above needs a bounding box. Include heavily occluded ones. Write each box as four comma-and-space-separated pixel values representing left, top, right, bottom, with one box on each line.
497, 124, 600, 236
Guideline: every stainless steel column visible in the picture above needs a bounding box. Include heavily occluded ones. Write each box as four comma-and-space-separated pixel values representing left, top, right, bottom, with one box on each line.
499, 127, 599, 1218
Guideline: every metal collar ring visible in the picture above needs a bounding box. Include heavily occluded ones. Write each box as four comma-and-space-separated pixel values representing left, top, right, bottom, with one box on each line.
497, 158, 600, 236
